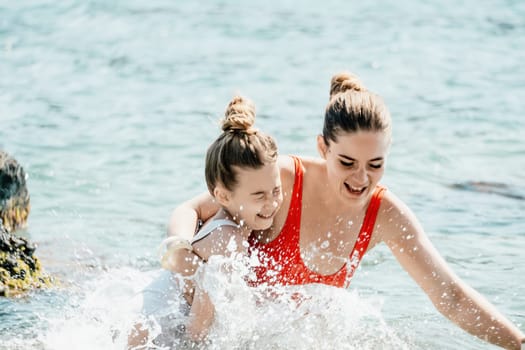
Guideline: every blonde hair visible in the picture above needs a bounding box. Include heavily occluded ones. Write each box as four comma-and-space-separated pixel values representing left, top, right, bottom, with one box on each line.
205, 96, 278, 193
323, 72, 391, 145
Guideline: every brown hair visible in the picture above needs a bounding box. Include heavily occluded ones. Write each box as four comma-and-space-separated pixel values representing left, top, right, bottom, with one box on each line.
205, 96, 278, 194
323, 72, 391, 145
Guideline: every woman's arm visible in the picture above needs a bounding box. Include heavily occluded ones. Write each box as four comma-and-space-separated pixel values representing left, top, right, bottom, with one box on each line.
167, 192, 220, 239
380, 193, 525, 350
163, 192, 220, 272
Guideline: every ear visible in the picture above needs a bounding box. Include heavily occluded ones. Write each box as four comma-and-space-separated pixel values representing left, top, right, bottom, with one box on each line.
213, 184, 231, 207
317, 135, 328, 159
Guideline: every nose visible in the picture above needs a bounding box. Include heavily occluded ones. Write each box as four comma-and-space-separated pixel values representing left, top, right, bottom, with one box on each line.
264, 196, 278, 208
266, 193, 281, 210
352, 166, 367, 184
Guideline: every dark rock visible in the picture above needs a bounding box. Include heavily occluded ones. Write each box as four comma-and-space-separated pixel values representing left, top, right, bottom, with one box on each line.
0, 150, 54, 297
0, 220, 54, 296
0, 151, 30, 232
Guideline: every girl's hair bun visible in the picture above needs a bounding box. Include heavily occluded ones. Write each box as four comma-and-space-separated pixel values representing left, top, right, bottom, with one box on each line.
221, 96, 256, 133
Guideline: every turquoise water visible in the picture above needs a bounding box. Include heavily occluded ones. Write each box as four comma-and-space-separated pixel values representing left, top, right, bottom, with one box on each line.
1, 0, 524, 348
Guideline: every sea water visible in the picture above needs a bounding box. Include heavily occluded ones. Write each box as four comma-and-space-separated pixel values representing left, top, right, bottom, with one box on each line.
1, 0, 524, 349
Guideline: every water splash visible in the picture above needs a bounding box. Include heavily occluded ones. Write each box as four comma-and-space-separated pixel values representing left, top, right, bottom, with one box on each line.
197, 255, 412, 349
6, 257, 414, 350
42, 267, 155, 350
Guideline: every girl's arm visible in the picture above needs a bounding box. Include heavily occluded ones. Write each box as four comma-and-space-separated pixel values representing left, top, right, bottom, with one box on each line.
186, 285, 215, 342
184, 226, 246, 342
381, 192, 525, 350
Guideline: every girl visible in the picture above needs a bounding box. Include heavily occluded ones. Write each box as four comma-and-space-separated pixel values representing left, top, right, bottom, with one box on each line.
128, 95, 283, 348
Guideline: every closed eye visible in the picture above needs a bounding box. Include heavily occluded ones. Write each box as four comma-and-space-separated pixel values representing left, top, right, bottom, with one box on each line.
369, 163, 383, 169
340, 160, 354, 167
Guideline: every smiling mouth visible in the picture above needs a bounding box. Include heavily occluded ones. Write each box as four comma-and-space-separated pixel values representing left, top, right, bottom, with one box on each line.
344, 183, 367, 194
257, 211, 276, 219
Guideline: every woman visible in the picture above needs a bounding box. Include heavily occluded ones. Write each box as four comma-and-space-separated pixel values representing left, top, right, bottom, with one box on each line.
128, 95, 283, 348
166, 73, 525, 349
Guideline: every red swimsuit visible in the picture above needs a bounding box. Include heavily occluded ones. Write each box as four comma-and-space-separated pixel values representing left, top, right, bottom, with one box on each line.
248, 156, 387, 288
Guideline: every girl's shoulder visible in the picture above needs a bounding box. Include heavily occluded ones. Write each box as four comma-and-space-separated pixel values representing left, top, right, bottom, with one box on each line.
191, 219, 242, 260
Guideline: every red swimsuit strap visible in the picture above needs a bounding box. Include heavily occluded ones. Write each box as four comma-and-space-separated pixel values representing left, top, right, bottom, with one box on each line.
350, 185, 387, 264
278, 155, 303, 245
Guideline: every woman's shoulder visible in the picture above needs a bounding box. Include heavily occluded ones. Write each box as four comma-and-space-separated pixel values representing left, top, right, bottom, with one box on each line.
278, 155, 324, 174
378, 186, 396, 205
277, 155, 326, 196
277, 155, 296, 185
378, 188, 413, 219
375, 187, 424, 242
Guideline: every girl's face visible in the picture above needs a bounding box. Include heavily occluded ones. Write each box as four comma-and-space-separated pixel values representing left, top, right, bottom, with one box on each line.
221, 161, 283, 231
318, 130, 390, 206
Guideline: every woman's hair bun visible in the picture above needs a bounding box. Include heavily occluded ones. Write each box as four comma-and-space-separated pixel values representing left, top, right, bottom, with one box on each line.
329, 72, 367, 99
221, 95, 256, 133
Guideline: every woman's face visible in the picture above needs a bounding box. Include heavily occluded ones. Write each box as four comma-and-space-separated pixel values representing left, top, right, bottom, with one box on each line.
223, 161, 283, 231
319, 130, 390, 206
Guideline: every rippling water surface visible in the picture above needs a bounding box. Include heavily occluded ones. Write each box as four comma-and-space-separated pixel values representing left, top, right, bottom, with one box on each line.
1, 0, 524, 349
